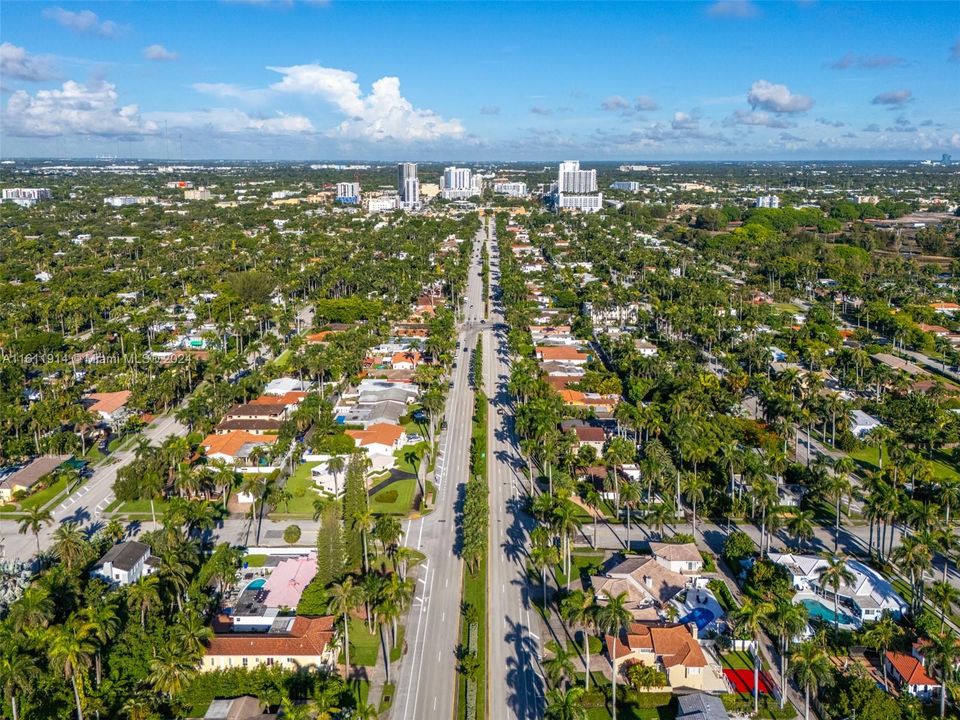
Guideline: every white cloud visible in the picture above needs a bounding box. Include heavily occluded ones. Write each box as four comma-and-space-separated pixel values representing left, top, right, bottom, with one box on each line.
952, 133, 960, 149
726, 109, 794, 128
706, 0, 759, 18
816, 117, 846, 128
671, 112, 699, 131
267, 64, 463, 142
871, 89, 913, 108
634, 95, 659, 111
747, 80, 813, 113
144, 44, 179, 62
0, 43, 57, 81
601, 95, 631, 112
2, 80, 156, 137
147, 108, 314, 135
601, 95, 659, 114
42, 7, 122, 37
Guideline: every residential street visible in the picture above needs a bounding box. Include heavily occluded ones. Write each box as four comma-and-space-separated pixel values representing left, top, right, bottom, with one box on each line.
483, 217, 546, 719
390, 223, 487, 719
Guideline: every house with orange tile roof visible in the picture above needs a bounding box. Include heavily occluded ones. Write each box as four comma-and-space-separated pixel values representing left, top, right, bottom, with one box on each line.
305, 331, 333, 344
536, 346, 590, 364
884, 651, 939, 699
390, 350, 423, 370
250, 392, 307, 410
202, 431, 277, 469
84, 391, 133, 425
559, 389, 620, 413
931, 302, 960, 317
345, 423, 407, 456
604, 622, 727, 693
224, 402, 290, 422
919, 323, 950, 336
201, 615, 338, 672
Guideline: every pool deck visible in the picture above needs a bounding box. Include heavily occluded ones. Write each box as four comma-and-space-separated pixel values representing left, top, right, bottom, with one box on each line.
672, 587, 725, 633
793, 591, 861, 629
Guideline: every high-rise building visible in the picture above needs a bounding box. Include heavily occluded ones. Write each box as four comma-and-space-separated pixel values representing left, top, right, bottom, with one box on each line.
943, 154, 953, 166
556, 193, 603, 213
755, 195, 780, 209
336, 182, 361, 204
397, 163, 420, 209
1, 188, 52, 207
441, 166, 482, 200
558, 160, 597, 193
493, 182, 528, 197
610, 181, 641, 192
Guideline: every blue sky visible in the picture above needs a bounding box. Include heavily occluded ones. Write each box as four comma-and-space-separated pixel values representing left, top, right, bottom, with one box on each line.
1, 0, 958, 160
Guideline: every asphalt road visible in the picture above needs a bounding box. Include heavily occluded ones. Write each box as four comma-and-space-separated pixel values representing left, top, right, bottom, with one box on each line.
391, 224, 487, 720
0, 412, 186, 562
483, 218, 546, 719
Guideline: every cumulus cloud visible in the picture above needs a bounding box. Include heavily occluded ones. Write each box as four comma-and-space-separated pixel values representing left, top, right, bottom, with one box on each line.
671, 112, 699, 131
828, 53, 905, 70
747, 80, 813, 113
42, 7, 122, 37
601, 95, 659, 115
816, 117, 846, 128
144, 44, 178, 62
2, 80, 156, 137
268, 64, 463, 142
871, 89, 913, 108
0, 43, 57, 81
779, 132, 805, 143
725, 109, 794, 128
147, 108, 313, 135
479, 105, 500, 115
530, 105, 553, 115
601, 95, 631, 112
863, 123, 881, 132
706, 0, 759, 18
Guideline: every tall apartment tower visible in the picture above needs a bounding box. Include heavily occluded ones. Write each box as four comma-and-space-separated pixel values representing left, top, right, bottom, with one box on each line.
397, 163, 418, 202
557, 160, 597, 193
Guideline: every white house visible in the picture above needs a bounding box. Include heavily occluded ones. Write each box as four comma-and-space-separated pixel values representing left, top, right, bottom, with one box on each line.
850, 409, 882, 439
650, 542, 704, 575
769, 552, 908, 622
92, 541, 153, 586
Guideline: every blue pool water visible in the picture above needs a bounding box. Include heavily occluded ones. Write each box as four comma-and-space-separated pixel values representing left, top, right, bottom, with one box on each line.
800, 598, 856, 626
679, 607, 716, 630
247, 578, 266, 590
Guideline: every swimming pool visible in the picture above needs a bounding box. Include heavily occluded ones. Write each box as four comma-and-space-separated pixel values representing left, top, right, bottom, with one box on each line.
247, 578, 266, 590
800, 598, 857, 627
679, 607, 716, 631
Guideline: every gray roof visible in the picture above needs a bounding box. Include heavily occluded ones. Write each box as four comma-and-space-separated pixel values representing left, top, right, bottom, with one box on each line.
96, 541, 150, 572
677, 692, 729, 720
0, 455, 71, 491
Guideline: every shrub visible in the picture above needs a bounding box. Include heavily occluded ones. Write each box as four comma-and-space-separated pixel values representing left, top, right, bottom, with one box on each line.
722, 530, 755, 563
296, 577, 329, 616
283, 525, 302, 544
375, 490, 399, 504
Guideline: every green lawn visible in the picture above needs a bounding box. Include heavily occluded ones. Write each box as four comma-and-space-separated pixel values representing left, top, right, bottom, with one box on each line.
110, 497, 171, 517
343, 617, 380, 667
393, 442, 429, 476
369, 478, 418, 515
849, 444, 960, 482
721, 650, 754, 671
554, 552, 605, 588
271, 348, 292, 369
244, 554, 268, 567
274, 461, 322, 517
457, 556, 486, 720
19, 475, 74, 511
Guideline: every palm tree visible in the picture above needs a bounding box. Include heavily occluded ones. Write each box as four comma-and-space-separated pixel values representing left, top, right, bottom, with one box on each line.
817, 553, 854, 639
791, 639, 832, 720
49, 620, 94, 720
559, 590, 596, 690
544, 686, 587, 720
147, 641, 197, 700
930, 581, 960, 632
619, 480, 642, 550
0, 625, 37, 720
326, 454, 346, 495
926, 630, 960, 718
770, 599, 808, 709
352, 509, 376, 573
176, 610, 213, 657
825, 463, 853, 552
53, 521, 89, 571
17, 506, 52, 555
787, 509, 815, 551
81, 597, 120, 687
733, 598, 773, 715
544, 640, 576, 691
551, 501, 582, 589
583, 486, 602, 548
681, 471, 707, 538
530, 543, 561, 609
595, 591, 632, 720
863, 613, 900, 691
645, 500, 675, 540
127, 575, 161, 628
328, 577, 360, 674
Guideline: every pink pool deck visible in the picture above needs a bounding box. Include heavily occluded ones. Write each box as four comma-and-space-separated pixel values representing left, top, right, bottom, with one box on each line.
261, 553, 318, 609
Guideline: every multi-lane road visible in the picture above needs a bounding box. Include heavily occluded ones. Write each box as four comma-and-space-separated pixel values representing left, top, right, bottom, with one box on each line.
392, 222, 488, 720
483, 218, 545, 719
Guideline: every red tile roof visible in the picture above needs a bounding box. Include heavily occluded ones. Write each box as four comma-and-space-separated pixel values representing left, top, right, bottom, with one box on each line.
886, 651, 937, 687
86, 391, 132, 415
205, 616, 335, 658
606, 622, 707, 668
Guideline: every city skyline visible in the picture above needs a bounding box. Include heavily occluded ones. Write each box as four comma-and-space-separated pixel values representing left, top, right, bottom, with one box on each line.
1, 0, 958, 160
